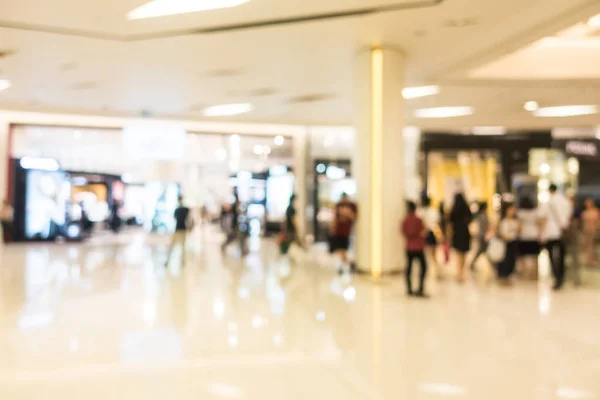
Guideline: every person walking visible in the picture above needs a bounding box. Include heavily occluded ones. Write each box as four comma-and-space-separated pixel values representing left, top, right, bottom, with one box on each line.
540, 184, 573, 290
166, 196, 192, 267
0, 199, 14, 245
448, 193, 472, 283
581, 198, 599, 266
419, 197, 440, 278
221, 194, 245, 255
402, 201, 428, 297
470, 202, 490, 271
497, 204, 520, 285
279, 194, 300, 256
517, 196, 542, 279
439, 202, 450, 265
567, 196, 582, 286
329, 193, 357, 275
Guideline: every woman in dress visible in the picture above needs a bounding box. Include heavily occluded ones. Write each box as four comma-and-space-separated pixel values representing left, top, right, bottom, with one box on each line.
448, 193, 472, 282
581, 198, 600, 265
517, 196, 541, 279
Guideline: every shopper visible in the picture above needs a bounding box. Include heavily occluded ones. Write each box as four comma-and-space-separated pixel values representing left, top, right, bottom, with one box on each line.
517, 196, 542, 279
0, 199, 14, 244
222, 194, 240, 251
568, 196, 582, 285
540, 184, 573, 290
402, 201, 428, 297
448, 193, 472, 283
470, 202, 490, 271
419, 197, 440, 277
166, 196, 192, 267
329, 193, 358, 275
497, 204, 519, 285
110, 200, 122, 233
439, 201, 450, 265
279, 194, 299, 256
581, 198, 599, 265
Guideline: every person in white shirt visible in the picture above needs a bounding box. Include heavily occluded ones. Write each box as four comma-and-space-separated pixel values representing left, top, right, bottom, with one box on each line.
419, 197, 441, 277
539, 184, 573, 290
498, 204, 520, 284
517, 196, 542, 279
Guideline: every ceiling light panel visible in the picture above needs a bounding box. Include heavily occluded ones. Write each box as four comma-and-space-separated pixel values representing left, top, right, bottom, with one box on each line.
202, 103, 253, 117
402, 85, 440, 100
533, 105, 598, 117
0, 80, 10, 91
128, 0, 250, 20
414, 106, 474, 118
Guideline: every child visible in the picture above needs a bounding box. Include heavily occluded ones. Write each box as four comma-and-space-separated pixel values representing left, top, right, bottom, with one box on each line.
402, 201, 428, 298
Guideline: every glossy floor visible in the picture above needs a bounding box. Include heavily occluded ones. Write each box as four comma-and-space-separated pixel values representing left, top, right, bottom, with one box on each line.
0, 229, 599, 399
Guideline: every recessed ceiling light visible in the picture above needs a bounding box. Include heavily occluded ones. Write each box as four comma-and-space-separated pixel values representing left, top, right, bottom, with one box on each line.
249, 87, 279, 97
202, 103, 253, 117
443, 17, 478, 28
205, 68, 245, 78
402, 85, 440, 100
288, 93, 336, 104
524, 101, 539, 111
533, 105, 598, 117
128, 0, 250, 20
414, 106, 474, 118
274, 135, 285, 146
0, 80, 11, 92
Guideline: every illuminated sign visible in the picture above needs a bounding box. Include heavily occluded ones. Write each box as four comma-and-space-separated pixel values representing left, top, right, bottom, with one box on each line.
565, 140, 597, 157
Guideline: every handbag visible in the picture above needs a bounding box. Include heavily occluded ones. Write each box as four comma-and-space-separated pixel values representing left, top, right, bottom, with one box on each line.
487, 237, 506, 263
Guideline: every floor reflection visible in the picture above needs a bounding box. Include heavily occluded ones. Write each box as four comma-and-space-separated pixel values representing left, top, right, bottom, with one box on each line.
0, 228, 598, 399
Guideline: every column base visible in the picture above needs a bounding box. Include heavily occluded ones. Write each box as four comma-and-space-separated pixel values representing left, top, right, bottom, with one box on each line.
353, 264, 404, 276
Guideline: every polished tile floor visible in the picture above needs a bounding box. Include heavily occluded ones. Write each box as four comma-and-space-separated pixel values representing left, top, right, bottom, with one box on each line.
0, 228, 599, 399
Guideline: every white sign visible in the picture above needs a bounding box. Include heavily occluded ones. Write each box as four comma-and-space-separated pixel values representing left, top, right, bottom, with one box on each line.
565, 141, 597, 157
123, 122, 187, 161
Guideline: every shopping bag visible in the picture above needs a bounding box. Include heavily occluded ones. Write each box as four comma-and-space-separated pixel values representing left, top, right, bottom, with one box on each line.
487, 237, 506, 263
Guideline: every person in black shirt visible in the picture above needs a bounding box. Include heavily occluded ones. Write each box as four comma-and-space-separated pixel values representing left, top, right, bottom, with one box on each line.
166, 196, 191, 267
286, 194, 297, 238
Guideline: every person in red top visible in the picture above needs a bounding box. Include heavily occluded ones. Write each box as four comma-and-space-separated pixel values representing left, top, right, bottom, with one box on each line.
329, 193, 358, 275
402, 201, 428, 298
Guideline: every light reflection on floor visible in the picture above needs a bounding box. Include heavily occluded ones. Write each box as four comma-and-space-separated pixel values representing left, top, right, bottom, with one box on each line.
0, 227, 599, 399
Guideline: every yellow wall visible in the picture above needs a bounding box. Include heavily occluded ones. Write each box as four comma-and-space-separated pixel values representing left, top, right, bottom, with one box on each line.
427, 152, 497, 212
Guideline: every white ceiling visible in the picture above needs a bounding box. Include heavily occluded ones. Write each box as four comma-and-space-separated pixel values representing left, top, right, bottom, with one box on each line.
1, 0, 600, 128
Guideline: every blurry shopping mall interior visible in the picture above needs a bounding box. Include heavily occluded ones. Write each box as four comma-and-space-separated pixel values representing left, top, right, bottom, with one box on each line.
2, 0, 600, 399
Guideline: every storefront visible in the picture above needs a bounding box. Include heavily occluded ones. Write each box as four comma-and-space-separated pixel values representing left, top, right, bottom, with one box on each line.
422, 131, 553, 209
